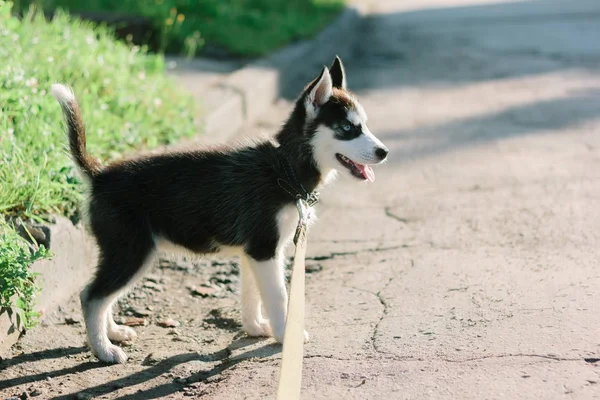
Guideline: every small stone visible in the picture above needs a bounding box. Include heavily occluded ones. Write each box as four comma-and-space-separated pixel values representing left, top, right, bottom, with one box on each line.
340, 373, 350, 379
174, 377, 188, 384
172, 336, 192, 343
168, 329, 180, 335
20, 391, 29, 400
123, 317, 148, 327
158, 318, 180, 328
17, 222, 50, 248
305, 263, 323, 273
210, 275, 233, 285
64, 316, 80, 325
145, 275, 161, 283
127, 306, 152, 317
143, 281, 162, 292
188, 285, 218, 298
159, 259, 190, 271
75, 393, 92, 400
30, 388, 43, 397
158, 259, 175, 268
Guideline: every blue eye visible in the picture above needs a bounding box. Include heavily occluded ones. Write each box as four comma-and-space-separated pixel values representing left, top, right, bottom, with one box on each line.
342, 124, 352, 132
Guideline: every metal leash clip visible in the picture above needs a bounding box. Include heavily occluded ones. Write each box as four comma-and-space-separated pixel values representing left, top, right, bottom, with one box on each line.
293, 199, 310, 245
306, 191, 319, 207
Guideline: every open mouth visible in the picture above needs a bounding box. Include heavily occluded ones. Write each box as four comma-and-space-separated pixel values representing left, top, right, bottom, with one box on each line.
336, 154, 375, 182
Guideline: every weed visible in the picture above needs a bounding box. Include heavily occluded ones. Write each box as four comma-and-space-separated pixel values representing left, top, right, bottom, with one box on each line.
0, 220, 47, 330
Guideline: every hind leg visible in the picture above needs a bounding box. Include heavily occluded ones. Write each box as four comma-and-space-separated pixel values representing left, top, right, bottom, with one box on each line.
107, 300, 137, 342
81, 286, 129, 363
81, 232, 154, 363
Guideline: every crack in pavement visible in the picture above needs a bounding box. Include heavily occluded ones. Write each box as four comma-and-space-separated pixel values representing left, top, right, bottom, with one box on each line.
440, 354, 582, 363
352, 378, 367, 389
384, 207, 412, 224
304, 354, 353, 361
306, 239, 454, 261
306, 244, 411, 261
370, 277, 395, 356
345, 277, 414, 361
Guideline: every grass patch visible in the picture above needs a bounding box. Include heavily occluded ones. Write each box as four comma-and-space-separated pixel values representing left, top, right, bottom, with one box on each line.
0, 1, 197, 328
13, 0, 346, 57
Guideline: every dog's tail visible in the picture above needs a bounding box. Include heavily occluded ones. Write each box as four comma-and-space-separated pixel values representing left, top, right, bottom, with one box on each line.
51, 84, 102, 178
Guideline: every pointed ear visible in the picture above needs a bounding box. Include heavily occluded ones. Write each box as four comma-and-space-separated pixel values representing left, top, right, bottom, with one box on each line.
304, 66, 333, 118
329, 56, 346, 89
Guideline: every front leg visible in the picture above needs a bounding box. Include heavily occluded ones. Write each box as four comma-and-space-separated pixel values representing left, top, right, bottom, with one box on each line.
247, 255, 288, 343
240, 255, 271, 337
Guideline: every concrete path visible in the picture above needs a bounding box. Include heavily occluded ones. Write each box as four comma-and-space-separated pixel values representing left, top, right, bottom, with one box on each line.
231, 0, 600, 398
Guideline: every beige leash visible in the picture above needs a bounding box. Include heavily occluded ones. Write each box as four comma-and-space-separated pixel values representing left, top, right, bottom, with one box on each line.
276, 199, 310, 400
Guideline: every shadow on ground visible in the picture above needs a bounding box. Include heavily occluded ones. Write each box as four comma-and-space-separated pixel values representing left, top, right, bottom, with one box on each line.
380, 89, 600, 165
0, 337, 279, 399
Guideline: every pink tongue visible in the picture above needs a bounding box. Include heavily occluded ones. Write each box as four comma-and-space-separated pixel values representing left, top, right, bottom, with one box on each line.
357, 164, 375, 182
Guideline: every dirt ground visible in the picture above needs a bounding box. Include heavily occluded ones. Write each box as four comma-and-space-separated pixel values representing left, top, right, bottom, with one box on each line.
2, 0, 600, 399
1, 252, 335, 399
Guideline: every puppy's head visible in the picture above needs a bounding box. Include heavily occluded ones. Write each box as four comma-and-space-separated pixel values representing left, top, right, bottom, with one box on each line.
301, 57, 388, 182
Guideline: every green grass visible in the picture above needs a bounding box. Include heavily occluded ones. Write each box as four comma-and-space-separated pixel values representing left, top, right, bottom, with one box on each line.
13, 0, 345, 57
0, 0, 198, 328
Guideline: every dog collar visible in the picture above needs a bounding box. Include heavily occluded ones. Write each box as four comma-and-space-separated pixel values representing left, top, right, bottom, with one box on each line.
277, 159, 319, 207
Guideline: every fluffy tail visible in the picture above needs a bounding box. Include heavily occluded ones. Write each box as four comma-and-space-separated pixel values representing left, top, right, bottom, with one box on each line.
51, 84, 102, 178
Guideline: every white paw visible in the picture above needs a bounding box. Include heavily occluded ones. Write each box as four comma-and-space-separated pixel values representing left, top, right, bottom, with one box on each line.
96, 344, 128, 364
273, 325, 285, 343
107, 325, 137, 342
274, 329, 310, 344
243, 318, 272, 337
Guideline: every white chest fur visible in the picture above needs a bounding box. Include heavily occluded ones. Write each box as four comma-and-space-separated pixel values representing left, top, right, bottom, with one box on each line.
276, 204, 316, 252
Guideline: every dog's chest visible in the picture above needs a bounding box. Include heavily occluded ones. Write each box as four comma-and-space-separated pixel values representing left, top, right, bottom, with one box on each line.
276, 205, 299, 247
276, 204, 316, 249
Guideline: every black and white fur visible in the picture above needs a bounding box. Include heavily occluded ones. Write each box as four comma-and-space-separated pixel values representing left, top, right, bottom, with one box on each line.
51, 57, 388, 363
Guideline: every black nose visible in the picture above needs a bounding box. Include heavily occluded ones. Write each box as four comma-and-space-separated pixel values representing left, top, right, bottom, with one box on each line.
375, 147, 389, 161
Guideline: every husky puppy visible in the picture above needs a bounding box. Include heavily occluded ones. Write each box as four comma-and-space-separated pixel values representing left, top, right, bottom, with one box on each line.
51, 57, 388, 363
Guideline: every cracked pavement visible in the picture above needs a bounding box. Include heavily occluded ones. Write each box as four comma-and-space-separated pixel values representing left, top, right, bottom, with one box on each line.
231, 0, 600, 398
2, 0, 600, 399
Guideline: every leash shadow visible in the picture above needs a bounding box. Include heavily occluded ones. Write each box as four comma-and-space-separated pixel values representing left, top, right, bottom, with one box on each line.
54, 336, 280, 400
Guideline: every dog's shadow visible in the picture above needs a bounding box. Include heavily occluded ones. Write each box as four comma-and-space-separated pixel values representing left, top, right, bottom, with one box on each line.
0, 335, 280, 399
